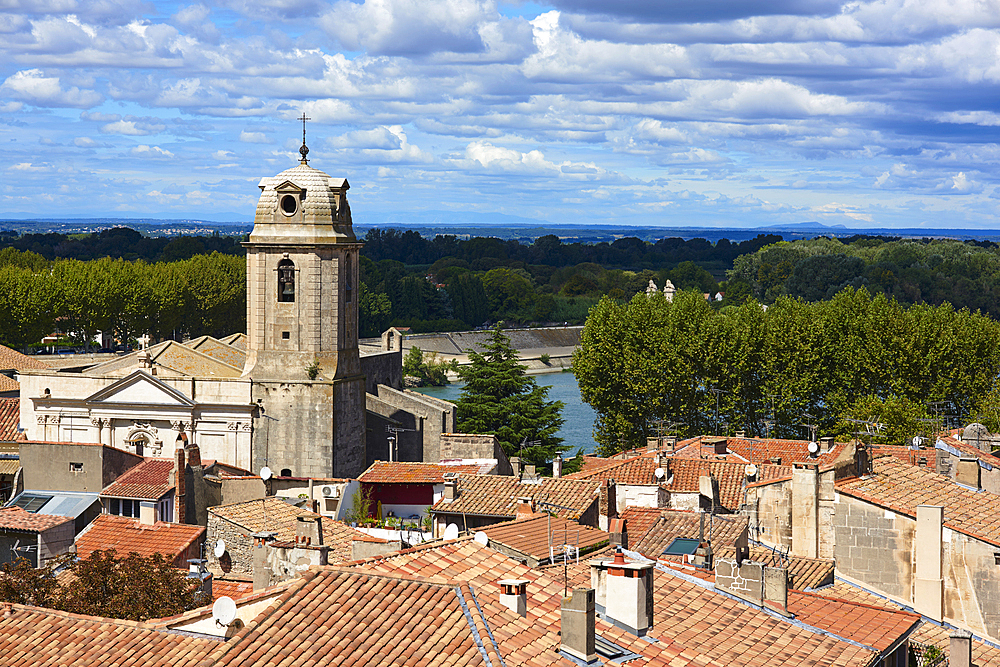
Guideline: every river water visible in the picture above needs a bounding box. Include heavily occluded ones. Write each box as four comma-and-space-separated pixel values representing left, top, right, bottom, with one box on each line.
412, 370, 599, 455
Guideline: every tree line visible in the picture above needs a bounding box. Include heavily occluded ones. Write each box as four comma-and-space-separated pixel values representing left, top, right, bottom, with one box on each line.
0, 226, 244, 262
573, 287, 1000, 455
727, 236, 1000, 318
0, 247, 244, 350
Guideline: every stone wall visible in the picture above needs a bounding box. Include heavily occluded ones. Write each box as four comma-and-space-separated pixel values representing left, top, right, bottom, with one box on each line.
207, 513, 254, 575
832, 494, 914, 602
746, 480, 791, 550
365, 385, 455, 464
360, 350, 402, 393
944, 530, 1000, 643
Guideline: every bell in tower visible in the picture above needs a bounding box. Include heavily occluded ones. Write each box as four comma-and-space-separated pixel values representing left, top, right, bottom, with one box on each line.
242, 118, 366, 478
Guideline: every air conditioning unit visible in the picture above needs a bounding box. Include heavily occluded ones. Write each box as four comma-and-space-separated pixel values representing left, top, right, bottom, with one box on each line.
321, 485, 338, 498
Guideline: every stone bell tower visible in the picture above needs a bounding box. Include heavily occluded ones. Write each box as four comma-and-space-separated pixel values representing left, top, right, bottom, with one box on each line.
242, 123, 366, 478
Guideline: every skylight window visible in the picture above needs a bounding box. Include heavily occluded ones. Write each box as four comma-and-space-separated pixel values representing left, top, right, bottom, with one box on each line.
13, 494, 52, 513
662, 537, 701, 556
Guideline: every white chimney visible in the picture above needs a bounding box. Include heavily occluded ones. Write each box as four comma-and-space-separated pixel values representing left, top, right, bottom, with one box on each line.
553, 454, 563, 479
594, 548, 654, 636
499, 579, 528, 617
139, 501, 156, 526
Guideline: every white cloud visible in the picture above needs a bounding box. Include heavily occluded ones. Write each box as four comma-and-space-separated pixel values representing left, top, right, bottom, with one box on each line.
73, 136, 98, 147
0, 69, 102, 108
130, 144, 174, 157
239, 130, 271, 143
100, 119, 166, 135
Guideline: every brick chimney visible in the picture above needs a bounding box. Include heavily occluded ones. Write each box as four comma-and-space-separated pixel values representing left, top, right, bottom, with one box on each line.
560, 588, 597, 663
515, 497, 534, 519
950, 629, 972, 667
185, 442, 201, 468
175, 445, 186, 524
510, 456, 522, 479
499, 579, 528, 617
609, 518, 627, 550
600, 478, 617, 531
139, 501, 156, 526
597, 548, 654, 636
296, 515, 324, 546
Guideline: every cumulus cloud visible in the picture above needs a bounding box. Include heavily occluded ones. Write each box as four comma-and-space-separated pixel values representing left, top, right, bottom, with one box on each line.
239, 130, 271, 143
0, 69, 102, 108
100, 118, 166, 135
130, 144, 174, 157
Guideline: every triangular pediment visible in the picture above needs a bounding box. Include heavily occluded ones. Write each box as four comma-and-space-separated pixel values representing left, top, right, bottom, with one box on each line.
274, 180, 304, 192
84, 370, 196, 407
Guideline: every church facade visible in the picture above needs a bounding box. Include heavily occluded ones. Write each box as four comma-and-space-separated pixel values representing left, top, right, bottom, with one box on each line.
17, 146, 446, 479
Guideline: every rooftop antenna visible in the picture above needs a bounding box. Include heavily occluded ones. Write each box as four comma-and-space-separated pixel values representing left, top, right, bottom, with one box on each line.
709, 387, 727, 435
799, 412, 819, 443
385, 425, 416, 463
298, 112, 311, 164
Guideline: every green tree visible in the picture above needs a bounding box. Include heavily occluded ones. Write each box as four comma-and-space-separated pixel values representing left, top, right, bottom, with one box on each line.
0, 266, 56, 349
359, 283, 392, 337
482, 268, 536, 321
455, 326, 566, 468
402, 347, 456, 386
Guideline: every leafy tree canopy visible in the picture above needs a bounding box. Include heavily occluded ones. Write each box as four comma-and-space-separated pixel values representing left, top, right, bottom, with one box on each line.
455, 326, 569, 470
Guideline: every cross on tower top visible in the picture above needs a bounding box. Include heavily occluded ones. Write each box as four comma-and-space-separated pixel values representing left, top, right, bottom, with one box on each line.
298, 112, 311, 164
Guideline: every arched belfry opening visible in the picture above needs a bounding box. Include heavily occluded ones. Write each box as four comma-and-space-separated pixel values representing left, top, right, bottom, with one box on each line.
278, 258, 295, 302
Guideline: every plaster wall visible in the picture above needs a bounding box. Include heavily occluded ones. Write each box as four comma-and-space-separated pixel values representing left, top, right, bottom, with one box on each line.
38, 522, 74, 564
19, 442, 143, 493
746, 481, 792, 550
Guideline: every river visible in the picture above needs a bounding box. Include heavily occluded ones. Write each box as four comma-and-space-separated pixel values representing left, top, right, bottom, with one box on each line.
412, 370, 599, 455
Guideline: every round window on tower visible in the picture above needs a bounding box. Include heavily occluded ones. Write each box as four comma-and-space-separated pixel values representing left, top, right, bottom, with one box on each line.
280, 194, 298, 216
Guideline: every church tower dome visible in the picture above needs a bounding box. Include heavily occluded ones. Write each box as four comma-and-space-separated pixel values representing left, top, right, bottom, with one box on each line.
241, 124, 366, 478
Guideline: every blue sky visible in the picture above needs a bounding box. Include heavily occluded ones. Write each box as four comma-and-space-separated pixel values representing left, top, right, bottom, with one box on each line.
1, 0, 1000, 228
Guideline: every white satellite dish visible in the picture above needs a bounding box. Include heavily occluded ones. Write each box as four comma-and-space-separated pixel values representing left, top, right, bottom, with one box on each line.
807, 441, 819, 456
744, 464, 758, 478
474, 531, 489, 546
214, 539, 226, 559
912, 436, 923, 448
443, 523, 460, 541
654, 467, 665, 480
260, 466, 273, 481
212, 596, 237, 626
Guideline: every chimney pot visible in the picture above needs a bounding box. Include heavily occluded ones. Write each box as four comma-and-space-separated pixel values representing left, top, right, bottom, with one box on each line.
510, 456, 522, 479
499, 578, 528, 617
443, 479, 458, 501
736, 430, 746, 438
819, 436, 834, 453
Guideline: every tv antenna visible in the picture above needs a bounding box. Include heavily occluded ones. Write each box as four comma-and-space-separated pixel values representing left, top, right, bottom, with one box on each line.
799, 413, 819, 443
385, 425, 416, 462
709, 387, 728, 435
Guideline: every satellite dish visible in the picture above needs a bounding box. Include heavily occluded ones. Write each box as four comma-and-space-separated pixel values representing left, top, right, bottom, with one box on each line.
212, 596, 237, 626
443, 523, 460, 541
260, 466, 272, 481
744, 464, 758, 478
807, 441, 819, 456
214, 540, 226, 559
654, 467, 665, 480
912, 436, 923, 448
474, 531, 489, 546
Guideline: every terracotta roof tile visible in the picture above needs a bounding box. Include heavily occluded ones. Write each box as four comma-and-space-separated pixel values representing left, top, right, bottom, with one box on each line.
0, 344, 46, 372
0, 506, 72, 532
101, 458, 174, 500
359, 460, 488, 484
672, 436, 848, 467
211, 578, 256, 601
837, 453, 1000, 546
0, 604, 218, 666
619, 506, 663, 542
631, 510, 747, 560
0, 398, 19, 440
937, 435, 1000, 466
349, 538, 903, 667
208, 496, 385, 563
430, 474, 599, 520
212, 569, 496, 667
0, 375, 17, 394
75, 514, 205, 563
478, 514, 609, 562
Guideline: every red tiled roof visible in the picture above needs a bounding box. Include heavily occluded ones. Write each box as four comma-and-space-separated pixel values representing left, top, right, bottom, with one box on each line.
479, 513, 609, 562
349, 538, 901, 667
211, 578, 255, 601
0, 345, 46, 372
212, 569, 499, 667
673, 436, 848, 467
430, 474, 599, 520
619, 506, 663, 542
75, 514, 204, 562
101, 458, 174, 500
0, 398, 18, 440
632, 510, 747, 560
359, 461, 486, 484
0, 375, 17, 393
0, 506, 71, 532
937, 435, 1000, 466
0, 604, 218, 667
837, 453, 1000, 546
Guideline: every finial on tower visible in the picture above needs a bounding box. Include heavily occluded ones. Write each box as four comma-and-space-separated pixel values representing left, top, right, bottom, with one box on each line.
298, 112, 311, 164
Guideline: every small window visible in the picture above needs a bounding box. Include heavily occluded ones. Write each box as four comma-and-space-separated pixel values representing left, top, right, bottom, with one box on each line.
280, 194, 297, 216
280, 468, 292, 477
69, 462, 84, 473
109, 498, 120, 515
282, 331, 290, 340
278, 259, 295, 302
663, 537, 701, 556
